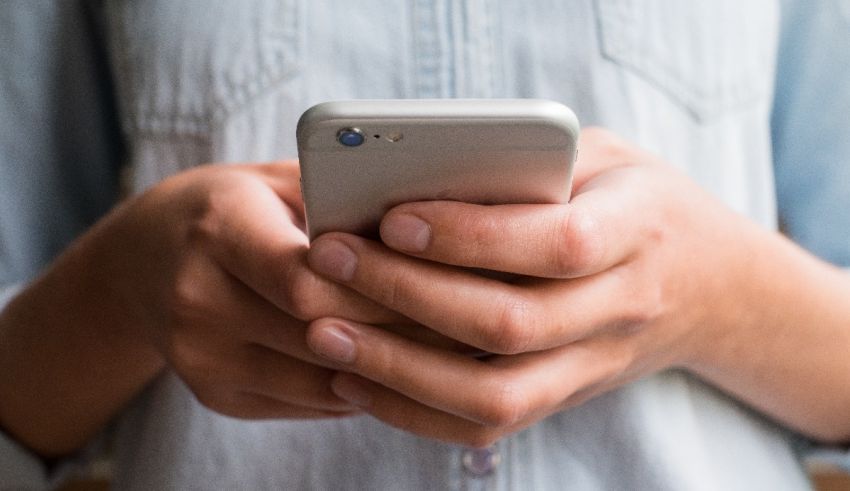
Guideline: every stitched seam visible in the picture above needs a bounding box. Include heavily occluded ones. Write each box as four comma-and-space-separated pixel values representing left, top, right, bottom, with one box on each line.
118, 0, 300, 137
595, 0, 772, 121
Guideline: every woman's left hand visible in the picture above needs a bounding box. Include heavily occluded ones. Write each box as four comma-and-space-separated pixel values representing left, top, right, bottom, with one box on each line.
301, 128, 796, 447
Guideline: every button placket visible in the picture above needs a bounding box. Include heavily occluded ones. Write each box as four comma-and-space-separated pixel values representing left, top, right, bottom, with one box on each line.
451, 0, 499, 98
412, 0, 453, 97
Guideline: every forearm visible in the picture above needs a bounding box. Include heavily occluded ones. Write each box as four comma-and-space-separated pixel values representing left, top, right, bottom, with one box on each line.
686, 225, 850, 443
0, 213, 165, 458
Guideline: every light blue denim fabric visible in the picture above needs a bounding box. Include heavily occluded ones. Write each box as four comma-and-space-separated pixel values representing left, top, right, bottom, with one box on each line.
0, 1, 122, 288
773, 0, 850, 267
1, 1, 847, 489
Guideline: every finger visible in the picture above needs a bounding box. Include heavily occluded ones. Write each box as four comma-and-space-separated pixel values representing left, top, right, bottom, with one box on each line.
378, 128, 661, 279
235, 343, 359, 412
307, 319, 633, 445
197, 389, 359, 420
330, 374, 500, 447
307, 234, 636, 353
376, 322, 478, 354
172, 251, 335, 368
254, 162, 306, 229
208, 257, 469, 357
171, 327, 359, 413
240, 392, 359, 419
198, 172, 404, 324
307, 318, 615, 424
379, 186, 644, 278
307, 318, 524, 426
176, 250, 469, 392
219, 273, 469, 359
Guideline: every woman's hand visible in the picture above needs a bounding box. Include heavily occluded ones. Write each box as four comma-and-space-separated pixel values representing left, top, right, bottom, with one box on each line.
110, 162, 423, 419
304, 128, 850, 446
1, 161, 417, 456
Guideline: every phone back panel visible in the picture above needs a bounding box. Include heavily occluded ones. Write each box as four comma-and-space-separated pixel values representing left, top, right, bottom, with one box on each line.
297, 99, 579, 240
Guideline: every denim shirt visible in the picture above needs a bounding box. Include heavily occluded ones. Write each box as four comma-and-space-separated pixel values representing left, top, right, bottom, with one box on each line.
1, 1, 848, 490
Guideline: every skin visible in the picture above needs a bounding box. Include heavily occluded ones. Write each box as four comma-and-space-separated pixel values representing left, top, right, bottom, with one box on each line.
0, 162, 446, 457
1, 128, 849, 460
305, 127, 850, 448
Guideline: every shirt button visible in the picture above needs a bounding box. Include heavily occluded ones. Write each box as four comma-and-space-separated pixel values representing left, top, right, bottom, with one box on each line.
462, 447, 501, 477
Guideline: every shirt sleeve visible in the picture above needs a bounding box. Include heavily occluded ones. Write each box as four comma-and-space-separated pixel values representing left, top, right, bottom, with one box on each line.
771, 0, 850, 472
772, 0, 850, 267
1, 1, 124, 488
0, 0, 124, 287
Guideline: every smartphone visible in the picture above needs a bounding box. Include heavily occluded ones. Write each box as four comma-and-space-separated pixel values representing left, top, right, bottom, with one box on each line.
296, 99, 579, 241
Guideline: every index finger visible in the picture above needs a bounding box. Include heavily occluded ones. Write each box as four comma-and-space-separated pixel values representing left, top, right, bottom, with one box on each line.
378, 170, 645, 279
200, 167, 404, 324
376, 127, 657, 278
307, 232, 633, 354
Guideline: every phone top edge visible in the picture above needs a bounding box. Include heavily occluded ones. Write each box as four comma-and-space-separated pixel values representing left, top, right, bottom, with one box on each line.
296, 99, 580, 145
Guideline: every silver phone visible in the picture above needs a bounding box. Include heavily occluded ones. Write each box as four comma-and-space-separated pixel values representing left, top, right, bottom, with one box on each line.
296, 99, 579, 241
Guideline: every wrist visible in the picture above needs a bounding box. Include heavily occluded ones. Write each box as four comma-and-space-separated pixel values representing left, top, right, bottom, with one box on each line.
0, 202, 166, 457
680, 222, 850, 441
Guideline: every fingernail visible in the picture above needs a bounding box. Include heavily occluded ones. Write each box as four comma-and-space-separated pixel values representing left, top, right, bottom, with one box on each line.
309, 239, 357, 281
311, 324, 357, 364
332, 374, 372, 408
381, 213, 431, 252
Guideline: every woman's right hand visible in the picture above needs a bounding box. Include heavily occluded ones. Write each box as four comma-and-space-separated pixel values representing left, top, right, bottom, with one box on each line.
109, 161, 407, 419
0, 161, 422, 457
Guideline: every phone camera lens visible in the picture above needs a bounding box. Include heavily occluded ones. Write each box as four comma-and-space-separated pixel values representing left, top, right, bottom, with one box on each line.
337, 128, 365, 147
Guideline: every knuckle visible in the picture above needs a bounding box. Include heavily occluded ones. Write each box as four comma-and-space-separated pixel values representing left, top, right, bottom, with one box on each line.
554, 207, 604, 277
282, 265, 326, 321
165, 330, 210, 377
477, 379, 530, 428
185, 210, 216, 248
489, 295, 537, 354
169, 271, 208, 323
620, 272, 667, 329
465, 212, 501, 262
184, 187, 229, 247
380, 268, 418, 312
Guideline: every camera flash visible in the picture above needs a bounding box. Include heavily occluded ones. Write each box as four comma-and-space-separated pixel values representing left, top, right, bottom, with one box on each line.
385, 132, 403, 143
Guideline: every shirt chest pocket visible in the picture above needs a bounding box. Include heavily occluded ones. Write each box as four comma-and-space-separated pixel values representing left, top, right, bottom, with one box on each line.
594, 0, 778, 121
108, 0, 300, 136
